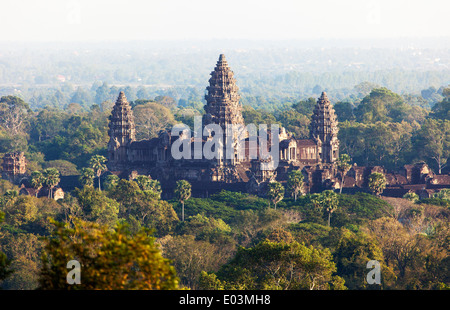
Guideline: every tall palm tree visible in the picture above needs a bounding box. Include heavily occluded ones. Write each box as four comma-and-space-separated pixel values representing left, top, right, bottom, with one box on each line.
174, 180, 191, 221
336, 154, 351, 194
43, 168, 60, 199
30, 171, 45, 197
312, 190, 339, 227
89, 155, 107, 191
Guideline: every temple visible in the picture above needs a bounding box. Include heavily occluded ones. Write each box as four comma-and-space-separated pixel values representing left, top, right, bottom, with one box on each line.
106, 54, 340, 197
106, 54, 450, 198
1, 152, 27, 183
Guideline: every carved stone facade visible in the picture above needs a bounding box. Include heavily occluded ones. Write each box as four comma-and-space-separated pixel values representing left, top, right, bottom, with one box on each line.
310, 91, 339, 164
1, 152, 26, 183
106, 54, 342, 197
203, 54, 245, 129
106, 54, 450, 198
107, 91, 136, 171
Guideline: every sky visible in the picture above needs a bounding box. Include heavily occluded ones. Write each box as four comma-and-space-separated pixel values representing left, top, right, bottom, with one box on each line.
1, 0, 449, 42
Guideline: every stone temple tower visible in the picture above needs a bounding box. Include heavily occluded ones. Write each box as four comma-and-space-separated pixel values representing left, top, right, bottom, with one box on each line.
203, 54, 245, 130
202, 54, 246, 176
107, 91, 136, 170
310, 92, 339, 164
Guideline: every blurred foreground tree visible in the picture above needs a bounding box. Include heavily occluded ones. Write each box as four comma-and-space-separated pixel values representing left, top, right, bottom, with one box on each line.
39, 218, 179, 290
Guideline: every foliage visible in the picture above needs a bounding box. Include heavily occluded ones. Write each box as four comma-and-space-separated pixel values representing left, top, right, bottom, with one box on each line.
201, 239, 346, 290
336, 154, 352, 193
413, 119, 450, 174
73, 186, 119, 228
266, 181, 285, 209
30, 171, 45, 195
311, 190, 339, 227
108, 179, 179, 236
286, 170, 304, 201
135, 175, 162, 197
0, 211, 13, 287
39, 218, 179, 289
403, 192, 419, 202
89, 155, 107, 191
42, 168, 60, 199
368, 172, 387, 196
432, 188, 450, 200
331, 228, 395, 289
162, 234, 234, 290
174, 180, 192, 221
79, 168, 95, 187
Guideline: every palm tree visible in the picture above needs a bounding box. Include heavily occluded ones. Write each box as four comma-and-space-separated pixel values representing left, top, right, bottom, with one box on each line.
336, 154, 351, 194
43, 168, 60, 199
89, 155, 107, 191
30, 171, 45, 197
79, 168, 95, 187
267, 181, 284, 209
174, 180, 191, 221
311, 190, 339, 227
286, 170, 304, 201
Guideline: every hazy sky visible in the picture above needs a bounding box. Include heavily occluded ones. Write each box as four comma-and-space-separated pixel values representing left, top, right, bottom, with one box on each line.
1, 0, 449, 42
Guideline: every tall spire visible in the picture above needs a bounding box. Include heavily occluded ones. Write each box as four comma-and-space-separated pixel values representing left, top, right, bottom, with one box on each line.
203, 54, 244, 129
310, 92, 339, 163
107, 92, 136, 167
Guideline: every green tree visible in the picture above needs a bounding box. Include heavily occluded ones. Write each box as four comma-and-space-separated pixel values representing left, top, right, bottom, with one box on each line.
43, 168, 60, 199
89, 155, 107, 191
79, 168, 95, 187
200, 240, 346, 290
336, 154, 352, 194
174, 180, 191, 221
0, 212, 13, 287
39, 218, 179, 290
286, 170, 304, 201
430, 87, 450, 120
0, 95, 31, 136
403, 191, 419, 202
109, 179, 178, 236
74, 186, 119, 228
414, 118, 450, 174
30, 171, 45, 197
133, 102, 176, 140
103, 174, 119, 191
42, 160, 79, 176
136, 175, 162, 197
368, 172, 387, 197
331, 228, 395, 289
333, 101, 355, 122
162, 234, 233, 289
354, 88, 407, 123
267, 181, 284, 209
312, 190, 339, 227
433, 188, 450, 200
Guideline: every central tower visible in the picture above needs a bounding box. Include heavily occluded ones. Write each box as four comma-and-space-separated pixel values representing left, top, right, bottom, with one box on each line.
310, 92, 339, 164
107, 91, 136, 170
203, 54, 245, 129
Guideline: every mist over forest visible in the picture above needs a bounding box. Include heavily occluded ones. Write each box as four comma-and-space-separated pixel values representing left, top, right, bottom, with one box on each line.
0, 38, 448, 112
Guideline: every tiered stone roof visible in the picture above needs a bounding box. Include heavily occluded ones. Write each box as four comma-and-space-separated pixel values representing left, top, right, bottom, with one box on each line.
108, 91, 136, 145
203, 54, 245, 129
310, 92, 339, 143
